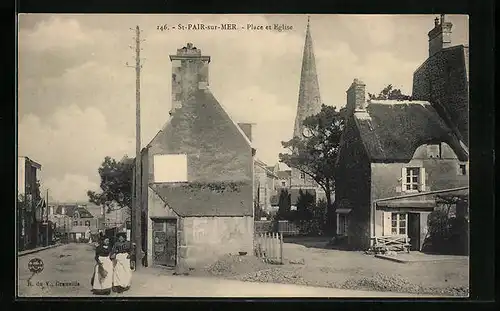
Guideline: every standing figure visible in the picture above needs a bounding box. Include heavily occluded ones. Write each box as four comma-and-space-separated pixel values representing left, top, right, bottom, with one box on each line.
91, 236, 113, 295
111, 232, 132, 292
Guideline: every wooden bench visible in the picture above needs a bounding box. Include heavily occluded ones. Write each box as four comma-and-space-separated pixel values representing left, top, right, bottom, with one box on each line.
372, 235, 411, 253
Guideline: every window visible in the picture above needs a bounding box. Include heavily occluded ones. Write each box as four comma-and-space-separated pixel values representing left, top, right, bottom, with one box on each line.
391, 213, 407, 235
406, 167, 420, 191
79, 221, 83, 226
459, 164, 467, 175
427, 144, 442, 158
73, 221, 78, 226
85, 221, 91, 227
300, 172, 306, 180
281, 181, 286, 187
153, 154, 188, 183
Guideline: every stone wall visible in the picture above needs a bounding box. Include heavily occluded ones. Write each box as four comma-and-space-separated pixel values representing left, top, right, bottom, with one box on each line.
178, 216, 254, 268
412, 45, 469, 145
335, 116, 372, 249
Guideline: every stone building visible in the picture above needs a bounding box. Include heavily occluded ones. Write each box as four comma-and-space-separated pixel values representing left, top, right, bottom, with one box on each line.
335, 15, 469, 251
137, 43, 254, 269
335, 80, 469, 250
254, 159, 279, 215
413, 14, 469, 146
17, 156, 46, 250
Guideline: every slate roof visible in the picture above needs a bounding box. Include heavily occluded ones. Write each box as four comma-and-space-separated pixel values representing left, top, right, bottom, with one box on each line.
355, 101, 468, 162
56, 205, 94, 218
277, 170, 292, 180
146, 88, 253, 217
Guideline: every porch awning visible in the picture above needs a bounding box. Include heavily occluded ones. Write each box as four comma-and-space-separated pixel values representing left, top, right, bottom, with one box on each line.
336, 208, 352, 214
376, 200, 436, 209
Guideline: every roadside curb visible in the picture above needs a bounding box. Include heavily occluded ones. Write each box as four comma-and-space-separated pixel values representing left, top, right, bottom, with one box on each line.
18, 243, 63, 257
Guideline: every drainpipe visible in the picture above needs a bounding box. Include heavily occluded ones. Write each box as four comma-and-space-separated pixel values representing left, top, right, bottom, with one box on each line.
370, 186, 469, 245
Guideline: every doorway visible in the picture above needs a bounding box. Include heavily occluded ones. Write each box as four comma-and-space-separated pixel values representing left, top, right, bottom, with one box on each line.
152, 218, 177, 267
408, 213, 421, 251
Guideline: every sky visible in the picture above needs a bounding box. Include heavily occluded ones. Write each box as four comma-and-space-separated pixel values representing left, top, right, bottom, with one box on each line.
17, 14, 469, 203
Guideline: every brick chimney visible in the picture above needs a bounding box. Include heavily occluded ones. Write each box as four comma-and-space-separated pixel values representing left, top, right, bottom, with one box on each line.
169, 43, 211, 115
346, 78, 366, 115
237, 123, 253, 142
428, 14, 453, 57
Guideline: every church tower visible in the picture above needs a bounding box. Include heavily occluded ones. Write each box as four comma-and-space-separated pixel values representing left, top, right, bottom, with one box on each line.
290, 17, 324, 195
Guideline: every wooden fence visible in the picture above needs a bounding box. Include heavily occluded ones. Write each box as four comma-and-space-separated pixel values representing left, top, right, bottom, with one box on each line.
254, 232, 283, 264
254, 220, 300, 236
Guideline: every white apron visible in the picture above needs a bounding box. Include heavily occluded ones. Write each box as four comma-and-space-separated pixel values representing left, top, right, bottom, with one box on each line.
113, 253, 132, 289
92, 256, 113, 291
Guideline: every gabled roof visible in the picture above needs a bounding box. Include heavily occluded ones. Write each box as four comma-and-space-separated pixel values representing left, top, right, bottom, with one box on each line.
145, 88, 253, 217
354, 100, 468, 162
147, 88, 252, 150
277, 170, 292, 180
56, 205, 94, 218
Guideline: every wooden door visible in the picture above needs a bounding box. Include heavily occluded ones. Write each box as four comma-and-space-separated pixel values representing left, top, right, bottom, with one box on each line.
152, 219, 177, 267
408, 213, 421, 251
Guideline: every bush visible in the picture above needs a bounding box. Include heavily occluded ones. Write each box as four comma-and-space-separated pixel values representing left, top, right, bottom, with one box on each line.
424, 202, 469, 255
295, 194, 327, 236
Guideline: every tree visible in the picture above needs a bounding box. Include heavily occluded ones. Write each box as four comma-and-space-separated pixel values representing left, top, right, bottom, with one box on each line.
279, 104, 344, 234
368, 84, 412, 100
296, 190, 314, 221
87, 156, 133, 213
276, 189, 291, 220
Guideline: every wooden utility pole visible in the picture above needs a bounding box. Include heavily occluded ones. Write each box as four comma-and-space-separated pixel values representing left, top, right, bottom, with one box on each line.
46, 189, 49, 246
128, 25, 144, 269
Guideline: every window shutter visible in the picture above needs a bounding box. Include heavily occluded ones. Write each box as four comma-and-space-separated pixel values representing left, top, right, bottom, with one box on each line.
419, 167, 426, 192
401, 167, 407, 192
383, 212, 392, 236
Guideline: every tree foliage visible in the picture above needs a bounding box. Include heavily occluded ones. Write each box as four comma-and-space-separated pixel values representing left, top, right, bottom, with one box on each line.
279, 104, 344, 233
368, 84, 412, 100
276, 189, 291, 220
423, 194, 469, 255
87, 156, 133, 213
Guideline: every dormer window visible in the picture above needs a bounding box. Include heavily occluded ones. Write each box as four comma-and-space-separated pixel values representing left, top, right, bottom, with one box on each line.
427, 144, 442, 158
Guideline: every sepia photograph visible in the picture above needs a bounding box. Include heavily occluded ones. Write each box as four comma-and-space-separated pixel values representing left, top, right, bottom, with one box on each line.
17, 14, 469, 298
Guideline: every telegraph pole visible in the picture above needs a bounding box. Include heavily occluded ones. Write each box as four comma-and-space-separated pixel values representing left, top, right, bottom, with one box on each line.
127, 25, 145, 269
46, 189, 49, 246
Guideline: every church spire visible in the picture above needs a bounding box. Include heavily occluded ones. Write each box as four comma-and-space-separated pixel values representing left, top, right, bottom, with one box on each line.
293, 16, 322, 139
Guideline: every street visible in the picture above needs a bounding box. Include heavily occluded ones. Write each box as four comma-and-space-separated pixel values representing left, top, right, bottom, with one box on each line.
17, 243, 435, 298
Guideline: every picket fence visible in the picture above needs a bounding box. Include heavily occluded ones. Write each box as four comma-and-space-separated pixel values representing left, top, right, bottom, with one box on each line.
254, 232, 283, 264
254, 220, 300, 236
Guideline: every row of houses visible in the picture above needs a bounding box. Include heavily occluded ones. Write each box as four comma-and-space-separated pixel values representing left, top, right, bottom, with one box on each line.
48, 203, 130, 242
124, 15, 468, 270
16, 155, 130, 248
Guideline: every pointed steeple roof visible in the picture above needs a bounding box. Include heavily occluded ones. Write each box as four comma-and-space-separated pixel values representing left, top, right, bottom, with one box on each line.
293, 16, 322, 139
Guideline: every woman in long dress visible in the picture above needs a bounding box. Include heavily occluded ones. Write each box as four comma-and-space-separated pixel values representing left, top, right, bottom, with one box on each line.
111, 232, 132, 292
91, 236, 113, 295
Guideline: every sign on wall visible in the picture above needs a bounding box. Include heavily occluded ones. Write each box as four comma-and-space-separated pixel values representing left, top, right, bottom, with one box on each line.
153, 154, 188, 183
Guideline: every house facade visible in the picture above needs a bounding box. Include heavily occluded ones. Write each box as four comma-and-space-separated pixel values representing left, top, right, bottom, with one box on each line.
254, 159, 279, 215
54, 204, 105, 235
137, 43, 254, 270
17, 156, 46, 251
335, 15, 469, 251
336, 78, 469, 251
